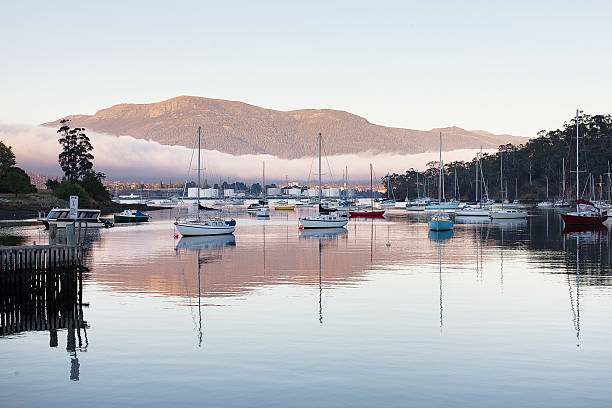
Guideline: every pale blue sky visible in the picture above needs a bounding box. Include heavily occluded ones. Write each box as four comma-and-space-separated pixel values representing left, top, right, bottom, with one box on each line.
1, 0, 610, 136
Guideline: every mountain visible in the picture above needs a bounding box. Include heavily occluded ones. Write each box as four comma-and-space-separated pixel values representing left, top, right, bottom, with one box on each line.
42, 96, 527, 159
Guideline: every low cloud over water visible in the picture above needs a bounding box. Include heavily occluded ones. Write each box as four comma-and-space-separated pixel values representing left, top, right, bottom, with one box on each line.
0, 123, 487, 184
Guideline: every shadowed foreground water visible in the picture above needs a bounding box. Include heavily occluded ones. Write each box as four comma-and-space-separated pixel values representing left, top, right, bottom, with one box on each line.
1, 207, 611, 407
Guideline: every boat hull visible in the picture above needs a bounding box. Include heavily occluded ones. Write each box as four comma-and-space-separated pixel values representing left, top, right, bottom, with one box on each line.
561, 212, 608, 225
113, 215, 149, 223
274, 206, 295, 211
175, 222, 235, 236
299, 218, 348, 229
489, 211, 527, 219
455, 208, 489, 217
428, 219, 454, 231
348, 210, 385, 217
42, 220, 108, 229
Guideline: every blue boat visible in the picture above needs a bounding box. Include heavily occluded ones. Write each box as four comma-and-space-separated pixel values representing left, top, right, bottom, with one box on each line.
428, 214, 454, 231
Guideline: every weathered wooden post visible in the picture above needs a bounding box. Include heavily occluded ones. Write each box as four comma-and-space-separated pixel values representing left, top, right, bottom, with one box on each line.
49, 224, 58, 245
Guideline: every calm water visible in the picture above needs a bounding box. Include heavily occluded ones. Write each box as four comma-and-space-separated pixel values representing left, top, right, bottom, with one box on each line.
1, 207, 611, 407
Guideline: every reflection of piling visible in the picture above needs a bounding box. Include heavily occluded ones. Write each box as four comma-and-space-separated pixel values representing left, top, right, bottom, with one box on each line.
0, 264, 87, 337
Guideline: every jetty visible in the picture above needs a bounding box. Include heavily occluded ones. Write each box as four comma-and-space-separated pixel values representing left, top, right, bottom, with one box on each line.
0, 244, 83, 271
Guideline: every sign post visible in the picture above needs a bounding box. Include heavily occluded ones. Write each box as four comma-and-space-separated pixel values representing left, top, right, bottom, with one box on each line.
69, 196, 78, 219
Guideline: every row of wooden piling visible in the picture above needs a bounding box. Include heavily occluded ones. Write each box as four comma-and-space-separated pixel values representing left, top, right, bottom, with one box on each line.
0, 245, 83, 272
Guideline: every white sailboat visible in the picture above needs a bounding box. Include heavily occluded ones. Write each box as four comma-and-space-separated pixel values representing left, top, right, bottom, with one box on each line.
256, 161, 270, 217
489, 149, 527, 219
299, 133, 348, 229
456, 151, 489, 216
429, 133, 454, 231
175, 127, 236, 236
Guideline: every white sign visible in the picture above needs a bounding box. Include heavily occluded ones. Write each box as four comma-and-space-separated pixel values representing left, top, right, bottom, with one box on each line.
69, 195, 78, 219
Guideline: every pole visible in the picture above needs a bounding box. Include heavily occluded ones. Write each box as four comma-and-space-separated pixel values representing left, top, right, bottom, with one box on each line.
438, 132, 442, 205
370, 163, 373, 208
197, 126, 201, 220
318, 133, 322, 203
576, 109, 579, 201
263, 160, 266, 200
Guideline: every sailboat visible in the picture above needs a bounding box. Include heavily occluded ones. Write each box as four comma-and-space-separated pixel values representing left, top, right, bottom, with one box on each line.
299, 133, 348, 229
456, 151, 489, 216
349, 164, 385, 217
256, 161, 271, 217
429, 133, 454, 231
489, 149, 527, 219
537, 176, 554, 208
175, 127, 236, 236
561, 110, 608, 225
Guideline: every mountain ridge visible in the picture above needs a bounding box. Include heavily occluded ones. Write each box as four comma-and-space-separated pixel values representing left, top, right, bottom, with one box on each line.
42, 96, 527, 159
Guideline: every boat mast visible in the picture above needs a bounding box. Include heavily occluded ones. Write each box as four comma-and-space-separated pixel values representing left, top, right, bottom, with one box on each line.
197, 126, 201, 220
370, 163, 373, 208
318, 132, 322, 203
576, 109, 579, 201
475, 153, 479, 203
500, 149, 503, 205
438, 132, 442, 211
263, 160, 266, 201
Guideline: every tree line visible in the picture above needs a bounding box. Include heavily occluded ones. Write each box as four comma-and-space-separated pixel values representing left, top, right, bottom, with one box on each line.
382, 113, 612, 202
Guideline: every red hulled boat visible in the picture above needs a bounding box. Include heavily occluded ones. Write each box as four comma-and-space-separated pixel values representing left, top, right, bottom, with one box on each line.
348, 208, 385, 217
561, 200, 608, 225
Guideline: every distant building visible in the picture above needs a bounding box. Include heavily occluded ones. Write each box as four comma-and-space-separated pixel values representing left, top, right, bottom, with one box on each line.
285, 188, 302, 197
322, 188, 340, 198
267, 187, 282, 196
187, 187, 219, 198
307, 188, 319, 197
223, 189, 235, 198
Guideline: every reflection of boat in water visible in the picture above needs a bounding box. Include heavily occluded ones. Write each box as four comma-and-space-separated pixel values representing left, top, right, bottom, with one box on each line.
300, 227, 348, 240
176, 234, 236, 250
491, 218, 527, 230
562, 224, 608, 234
455, 215, 491, 224
428, 230, 454, 241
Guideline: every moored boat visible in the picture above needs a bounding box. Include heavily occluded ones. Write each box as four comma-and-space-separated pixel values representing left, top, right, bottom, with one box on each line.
299, 214, 348, 228
175, 219, 235, 236
114, 209, 150, 223
41, 208, 113, 229
489, 209, 527, 219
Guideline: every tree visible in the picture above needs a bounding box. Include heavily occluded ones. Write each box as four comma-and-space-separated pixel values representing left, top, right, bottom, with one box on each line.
0, 167, 36, 193
0, 140, 16, 171
80, 171, 110, 202
45, 178, 60, 190
57, 119, 94, 182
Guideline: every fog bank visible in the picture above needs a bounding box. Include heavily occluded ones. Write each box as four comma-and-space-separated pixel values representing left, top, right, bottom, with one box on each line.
0, 123, 489, 184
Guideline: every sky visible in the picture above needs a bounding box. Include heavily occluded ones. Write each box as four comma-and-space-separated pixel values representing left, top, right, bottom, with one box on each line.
2, 0, 611, 138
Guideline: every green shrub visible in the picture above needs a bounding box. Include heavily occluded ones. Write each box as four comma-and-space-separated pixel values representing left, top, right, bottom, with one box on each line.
53, 181, 91, 207
0, 167, 36, 194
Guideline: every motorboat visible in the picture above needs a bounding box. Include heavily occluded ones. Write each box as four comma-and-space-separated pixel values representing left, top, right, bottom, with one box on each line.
113, 209, 150, 223
379, 199, 396, 208
299, 214, 348, 228
537, 201, 554, 208
256, 206, 270, 217
175, 218, 235, 236
274, 200, 295, 210
41, 208, 113, 229
489, 209, 527, 219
